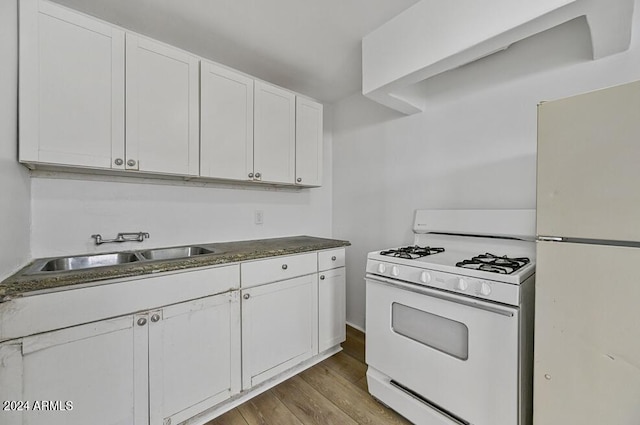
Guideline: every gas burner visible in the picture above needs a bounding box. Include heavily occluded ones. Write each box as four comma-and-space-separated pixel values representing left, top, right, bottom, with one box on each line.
456, 253, 530, 274
380, 246, 445, 260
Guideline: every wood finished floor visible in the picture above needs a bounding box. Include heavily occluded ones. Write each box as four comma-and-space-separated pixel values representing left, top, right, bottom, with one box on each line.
207, 326, 411, 425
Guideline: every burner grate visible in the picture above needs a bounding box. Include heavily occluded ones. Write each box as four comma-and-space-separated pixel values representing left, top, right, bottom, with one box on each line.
380, 246, 445, 259
456, 253, 530, 274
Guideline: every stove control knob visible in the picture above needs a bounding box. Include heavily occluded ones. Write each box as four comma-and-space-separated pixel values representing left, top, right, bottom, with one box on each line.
420, 271, 432, 284
456, 278, 468, 291
377, 263, 386, 274
480, 282, 492, 296
391, 266, 400, 277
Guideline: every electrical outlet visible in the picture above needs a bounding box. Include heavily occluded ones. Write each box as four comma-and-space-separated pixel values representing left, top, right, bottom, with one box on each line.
254, 210, 264, 225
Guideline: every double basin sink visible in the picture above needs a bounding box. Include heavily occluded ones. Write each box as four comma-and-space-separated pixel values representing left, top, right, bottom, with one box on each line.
26, 246, 215, 275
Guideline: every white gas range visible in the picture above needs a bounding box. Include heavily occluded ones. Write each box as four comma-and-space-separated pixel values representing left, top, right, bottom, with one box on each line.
365, 209, 536, 425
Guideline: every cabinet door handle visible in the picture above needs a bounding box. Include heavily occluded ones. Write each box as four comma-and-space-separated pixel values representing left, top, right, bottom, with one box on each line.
331, 256, 337, 261
114, 158, 123, 166
137, 317, 147, 326
282, 264, 288, 270
320, 275, 325, 280
150, 314, 161, 323
255, 172, 261, 179
127, 159, 136, 167
248, 172, 254, 179
243, 293, 250, 300
296, 177, 302, 183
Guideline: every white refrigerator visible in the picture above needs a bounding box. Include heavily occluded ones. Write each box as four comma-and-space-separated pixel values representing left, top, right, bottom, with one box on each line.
534, 80, 640, 424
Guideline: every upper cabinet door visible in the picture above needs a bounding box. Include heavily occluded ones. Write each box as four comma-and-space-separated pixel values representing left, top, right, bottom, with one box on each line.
254, 81, 296, 184
200, 62, 254, 181
125, 34, 199, 176
19, 0, 125, 169
295, 97, 323, 186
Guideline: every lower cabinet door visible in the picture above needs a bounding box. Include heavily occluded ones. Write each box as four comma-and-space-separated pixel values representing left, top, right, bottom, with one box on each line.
0, 315, 138, 425
318, 267, 346, 352
148, 292, 241, 425
241, 274, 318, 389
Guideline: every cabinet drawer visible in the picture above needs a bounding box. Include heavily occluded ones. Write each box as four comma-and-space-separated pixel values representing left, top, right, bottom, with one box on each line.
241, 253, 317, 288
318, 248, 345, 271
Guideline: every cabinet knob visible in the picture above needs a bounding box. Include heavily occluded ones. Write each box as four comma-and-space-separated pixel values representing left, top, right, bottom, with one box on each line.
331, 256, 337, 261
114, 158, 123, 166
282, 264, 288, 270
243, 294, 250, 300
248, 172, 254, 178
255, 172, 261, 179
127, 159, 136, 167
320, 275, 325, 280
296, 177, 302, 183
150, 314, 160, 323
137, 317, 147, 326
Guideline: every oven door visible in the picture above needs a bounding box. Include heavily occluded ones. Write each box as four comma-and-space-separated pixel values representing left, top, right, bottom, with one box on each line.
366, 275, 520, 425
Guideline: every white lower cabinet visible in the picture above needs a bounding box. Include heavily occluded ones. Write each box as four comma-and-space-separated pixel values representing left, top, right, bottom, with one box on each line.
0, 248, 347, 425
147, 292, 241, 425
0, 291, 240, 425
317, 248, 347, 353
0, 316, 136, 425
318, 267, 346, 353
241, 274, 318, 389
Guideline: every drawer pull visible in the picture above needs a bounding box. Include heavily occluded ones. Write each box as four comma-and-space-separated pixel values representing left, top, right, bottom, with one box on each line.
282, 264, 288, 270
331, 256, 337, 261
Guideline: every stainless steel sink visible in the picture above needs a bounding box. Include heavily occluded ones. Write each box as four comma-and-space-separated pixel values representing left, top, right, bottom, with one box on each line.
23, 245, 216, 275
138, 246, 214, 261
28, 252, 141, 274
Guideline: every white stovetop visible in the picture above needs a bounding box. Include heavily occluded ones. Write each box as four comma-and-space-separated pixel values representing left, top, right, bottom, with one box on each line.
368, 233, 536, 285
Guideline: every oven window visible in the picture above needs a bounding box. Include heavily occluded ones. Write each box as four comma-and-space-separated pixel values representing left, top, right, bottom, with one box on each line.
391, 303, 469, 360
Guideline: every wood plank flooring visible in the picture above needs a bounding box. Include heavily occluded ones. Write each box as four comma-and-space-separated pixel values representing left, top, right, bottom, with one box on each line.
207, 326, 410, 425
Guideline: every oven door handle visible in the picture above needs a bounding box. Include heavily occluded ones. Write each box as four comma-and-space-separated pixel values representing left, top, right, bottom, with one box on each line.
366, 274, 517, 318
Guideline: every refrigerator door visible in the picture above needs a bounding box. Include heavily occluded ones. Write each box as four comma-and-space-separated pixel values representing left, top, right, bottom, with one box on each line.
537, 80, 640, 242
534, 241, 640, 424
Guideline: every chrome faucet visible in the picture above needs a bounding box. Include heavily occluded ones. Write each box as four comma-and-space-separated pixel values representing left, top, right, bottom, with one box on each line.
91, 232, 150, 245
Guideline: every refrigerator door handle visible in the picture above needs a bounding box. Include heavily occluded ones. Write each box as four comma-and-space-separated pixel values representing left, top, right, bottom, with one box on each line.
538, 236, 564, 242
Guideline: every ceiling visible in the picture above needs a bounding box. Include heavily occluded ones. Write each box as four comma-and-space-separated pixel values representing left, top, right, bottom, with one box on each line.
51, 0, 420, 104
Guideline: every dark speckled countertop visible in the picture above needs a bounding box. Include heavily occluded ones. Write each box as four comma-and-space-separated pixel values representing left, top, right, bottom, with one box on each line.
0, 236, 350, 301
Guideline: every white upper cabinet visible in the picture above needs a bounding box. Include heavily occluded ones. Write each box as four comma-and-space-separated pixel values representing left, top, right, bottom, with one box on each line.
200, 61, 254, 181
19, 0, 324, 187
19, 0, 125, 169
254, 81, 296, 184
295, 97, 323, 187
125, 34, 199, 176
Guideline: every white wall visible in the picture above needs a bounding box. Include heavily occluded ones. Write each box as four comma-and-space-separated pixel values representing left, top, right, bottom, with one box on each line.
333, 5, 640, 330
0, 0, 31, 280
30, 111, 333, 257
